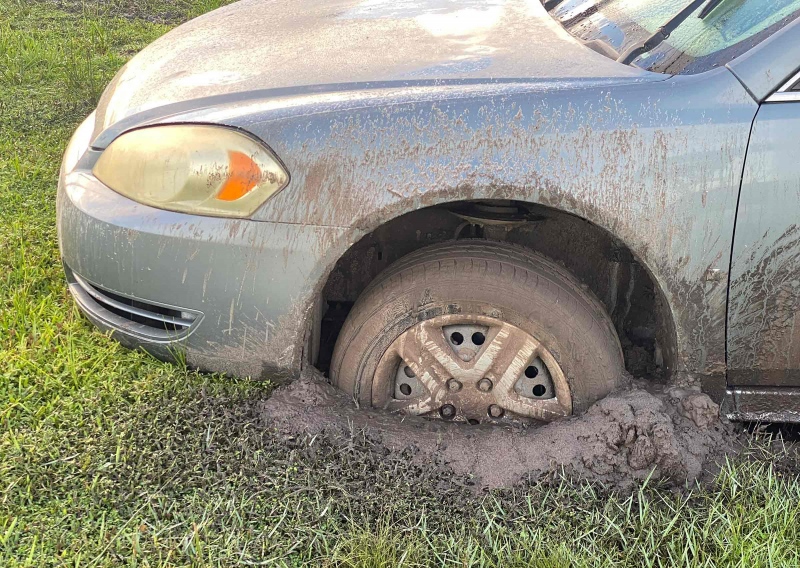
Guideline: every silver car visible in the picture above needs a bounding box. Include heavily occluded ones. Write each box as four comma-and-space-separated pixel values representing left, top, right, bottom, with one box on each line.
58, 0, 800, 423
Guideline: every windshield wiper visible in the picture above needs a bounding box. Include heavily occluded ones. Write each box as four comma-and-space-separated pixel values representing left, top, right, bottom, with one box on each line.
543, 0, 567, 9
616, 0, 708, 65
698, 0, 731, 19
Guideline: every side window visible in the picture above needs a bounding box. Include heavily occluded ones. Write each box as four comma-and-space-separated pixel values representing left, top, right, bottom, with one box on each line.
787, 69, 800, 91
767, 71, 800, 100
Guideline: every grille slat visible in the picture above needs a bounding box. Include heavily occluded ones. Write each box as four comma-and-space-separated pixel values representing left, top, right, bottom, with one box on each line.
74, 274, 195, 329
67, 267, 201, 341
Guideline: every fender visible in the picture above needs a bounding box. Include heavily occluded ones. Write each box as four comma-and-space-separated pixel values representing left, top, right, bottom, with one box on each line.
258, 69, 754, 389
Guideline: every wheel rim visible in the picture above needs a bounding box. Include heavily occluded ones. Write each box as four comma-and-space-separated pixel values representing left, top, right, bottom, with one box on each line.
372, 314, 572, 422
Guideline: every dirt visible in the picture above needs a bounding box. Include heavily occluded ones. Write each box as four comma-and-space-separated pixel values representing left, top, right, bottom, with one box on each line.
259, 369, 740, 489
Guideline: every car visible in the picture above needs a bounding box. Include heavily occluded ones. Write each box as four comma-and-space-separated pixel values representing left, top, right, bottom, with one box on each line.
58, 0, 800, 424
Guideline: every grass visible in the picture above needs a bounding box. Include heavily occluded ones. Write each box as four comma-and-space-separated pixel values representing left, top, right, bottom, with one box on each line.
0, 0, 799, 565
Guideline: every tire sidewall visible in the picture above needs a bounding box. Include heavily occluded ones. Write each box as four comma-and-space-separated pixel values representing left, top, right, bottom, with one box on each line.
333, 262, 622, 414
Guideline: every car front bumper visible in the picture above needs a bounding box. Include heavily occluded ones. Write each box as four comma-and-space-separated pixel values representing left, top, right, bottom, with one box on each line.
57, 115, 351, 379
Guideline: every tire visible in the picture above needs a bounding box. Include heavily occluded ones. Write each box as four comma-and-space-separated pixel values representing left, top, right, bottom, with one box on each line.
330, 241, 624, 417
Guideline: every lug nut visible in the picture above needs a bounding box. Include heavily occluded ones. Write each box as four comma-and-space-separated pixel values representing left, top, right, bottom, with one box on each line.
440, 404, 456, 419
447, 378, 463, 392
477, 378, 493, 392
487, 404, 505, 418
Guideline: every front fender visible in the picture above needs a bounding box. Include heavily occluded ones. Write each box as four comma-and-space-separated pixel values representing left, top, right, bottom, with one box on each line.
242, 69, 755, 385
92, 69, 757, 387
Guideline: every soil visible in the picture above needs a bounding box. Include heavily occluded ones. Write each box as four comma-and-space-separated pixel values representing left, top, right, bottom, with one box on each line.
259, 368, 743, 489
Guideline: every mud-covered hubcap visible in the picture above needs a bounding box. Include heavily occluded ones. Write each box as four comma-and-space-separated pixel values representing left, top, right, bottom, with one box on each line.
373, 315, 572, 422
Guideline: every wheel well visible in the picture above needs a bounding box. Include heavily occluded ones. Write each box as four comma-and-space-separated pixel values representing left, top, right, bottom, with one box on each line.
315, 200, 676, 381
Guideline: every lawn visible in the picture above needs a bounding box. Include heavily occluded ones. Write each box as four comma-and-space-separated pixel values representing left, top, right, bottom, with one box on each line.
1, 1, 799, 566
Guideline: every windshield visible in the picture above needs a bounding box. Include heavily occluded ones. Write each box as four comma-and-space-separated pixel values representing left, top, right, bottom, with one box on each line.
547, 0, 800, 74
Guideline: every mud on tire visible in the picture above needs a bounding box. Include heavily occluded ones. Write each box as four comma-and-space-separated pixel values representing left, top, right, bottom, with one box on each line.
330, 241, 625, 417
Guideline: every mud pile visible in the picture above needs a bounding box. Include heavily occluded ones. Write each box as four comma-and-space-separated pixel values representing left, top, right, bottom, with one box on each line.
259, 369, 737, 489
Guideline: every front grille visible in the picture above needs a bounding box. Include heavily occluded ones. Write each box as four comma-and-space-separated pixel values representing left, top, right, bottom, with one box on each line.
67, 268, 201, 341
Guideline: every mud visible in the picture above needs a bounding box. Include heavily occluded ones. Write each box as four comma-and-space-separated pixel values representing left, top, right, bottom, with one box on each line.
259, 369, 738, 489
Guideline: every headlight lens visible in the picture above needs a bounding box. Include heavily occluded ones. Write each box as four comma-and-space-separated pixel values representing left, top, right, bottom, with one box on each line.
93, 125, 289, 218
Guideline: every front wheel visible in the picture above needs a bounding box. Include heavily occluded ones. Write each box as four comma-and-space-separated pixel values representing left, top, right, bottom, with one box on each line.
330, 241, 624, 423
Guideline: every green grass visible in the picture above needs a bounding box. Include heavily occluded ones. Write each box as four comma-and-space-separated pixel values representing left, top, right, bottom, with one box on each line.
0, 0, 799, 565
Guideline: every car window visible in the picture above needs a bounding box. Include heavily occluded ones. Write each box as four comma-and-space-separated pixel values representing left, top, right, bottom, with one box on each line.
548, 0, 800, 75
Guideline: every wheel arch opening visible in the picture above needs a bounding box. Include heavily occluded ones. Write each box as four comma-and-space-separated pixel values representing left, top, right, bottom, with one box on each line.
313, 199, 677, 382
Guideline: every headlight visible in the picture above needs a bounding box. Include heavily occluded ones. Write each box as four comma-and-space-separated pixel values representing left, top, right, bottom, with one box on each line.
93, 125, 289, 218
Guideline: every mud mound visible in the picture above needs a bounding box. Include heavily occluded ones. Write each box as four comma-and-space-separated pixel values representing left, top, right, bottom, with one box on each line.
259, 369, 737, 489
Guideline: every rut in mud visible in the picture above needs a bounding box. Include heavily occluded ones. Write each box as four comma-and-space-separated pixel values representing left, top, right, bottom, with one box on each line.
259, 369, 738, 489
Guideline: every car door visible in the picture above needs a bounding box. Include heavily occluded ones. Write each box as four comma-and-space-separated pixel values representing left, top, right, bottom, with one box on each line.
727, 70, 800, 387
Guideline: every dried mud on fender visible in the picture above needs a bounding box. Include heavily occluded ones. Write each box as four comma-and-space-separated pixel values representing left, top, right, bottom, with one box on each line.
258, 369, 738, 489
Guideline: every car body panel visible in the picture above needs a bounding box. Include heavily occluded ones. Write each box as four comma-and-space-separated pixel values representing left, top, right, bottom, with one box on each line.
58, 160, 352, 379
92, 0, 656, 137
724, 387, 800, 422
726, 17, 800, 101
728, 100, 800, 388
233, 69, 755, 391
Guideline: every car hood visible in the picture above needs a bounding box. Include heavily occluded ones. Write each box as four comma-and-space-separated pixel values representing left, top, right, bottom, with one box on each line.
94, 0, 653, 135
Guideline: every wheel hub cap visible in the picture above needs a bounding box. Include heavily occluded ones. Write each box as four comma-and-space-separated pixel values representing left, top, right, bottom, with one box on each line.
373, 315, 572, 422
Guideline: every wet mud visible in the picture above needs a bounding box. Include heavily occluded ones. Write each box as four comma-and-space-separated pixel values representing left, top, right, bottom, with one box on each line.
259, 369, 739, 489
